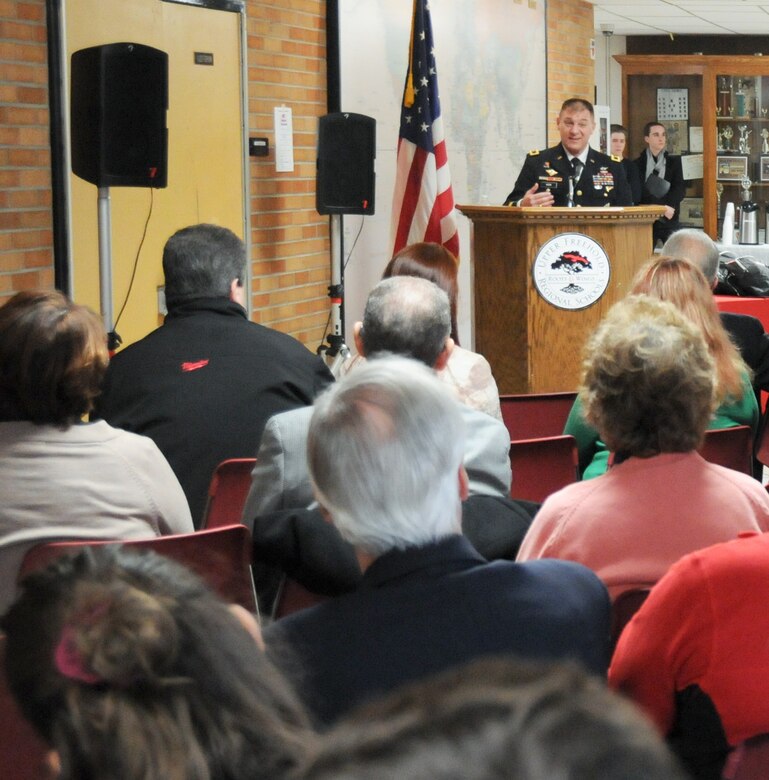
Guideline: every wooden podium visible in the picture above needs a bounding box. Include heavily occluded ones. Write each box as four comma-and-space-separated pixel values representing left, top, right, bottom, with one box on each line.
458, 205, 665, 394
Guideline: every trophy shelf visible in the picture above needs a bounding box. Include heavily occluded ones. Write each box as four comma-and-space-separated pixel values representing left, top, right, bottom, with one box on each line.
616, 54, 769, 240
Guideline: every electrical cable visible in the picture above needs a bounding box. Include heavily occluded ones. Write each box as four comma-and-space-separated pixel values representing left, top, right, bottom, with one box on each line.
113, 188, 154, 331
343, 216, 365, 270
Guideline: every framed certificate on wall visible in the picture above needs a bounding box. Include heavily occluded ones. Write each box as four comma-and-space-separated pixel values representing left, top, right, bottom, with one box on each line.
717, 156, 748, 181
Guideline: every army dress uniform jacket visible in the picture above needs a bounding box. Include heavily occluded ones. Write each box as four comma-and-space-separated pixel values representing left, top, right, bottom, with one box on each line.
505, 144, 633, 207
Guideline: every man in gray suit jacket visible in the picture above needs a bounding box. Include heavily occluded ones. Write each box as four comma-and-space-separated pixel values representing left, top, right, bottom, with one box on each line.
243, 276, 512, 521
243, 277, 532, 608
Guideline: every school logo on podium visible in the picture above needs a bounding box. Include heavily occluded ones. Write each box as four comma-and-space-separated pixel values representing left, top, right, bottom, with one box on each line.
532, 233, 610, 310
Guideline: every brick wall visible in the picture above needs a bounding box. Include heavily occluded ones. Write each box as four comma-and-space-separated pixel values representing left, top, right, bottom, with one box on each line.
546, 0, 595, 145
0, 0, 54, 302
246, 0, 330, 347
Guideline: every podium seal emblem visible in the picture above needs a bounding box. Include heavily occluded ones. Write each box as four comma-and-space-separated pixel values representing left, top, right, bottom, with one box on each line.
532, 233, 610, 311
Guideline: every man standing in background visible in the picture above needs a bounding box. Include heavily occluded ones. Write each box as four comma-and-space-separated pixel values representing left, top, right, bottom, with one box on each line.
636, 122, 686, 246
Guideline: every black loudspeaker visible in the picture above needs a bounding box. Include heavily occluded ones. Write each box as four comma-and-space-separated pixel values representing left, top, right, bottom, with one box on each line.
316, 113, 375, 215
70, 43, 168, 188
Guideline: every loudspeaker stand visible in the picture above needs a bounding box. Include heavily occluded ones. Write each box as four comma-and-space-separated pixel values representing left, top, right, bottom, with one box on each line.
97, 186, 121, 352
319, 214, 350, 376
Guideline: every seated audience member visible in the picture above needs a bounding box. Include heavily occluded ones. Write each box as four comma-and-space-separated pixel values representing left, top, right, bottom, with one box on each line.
93, 223, 332, 526
610, 532, 769, 780
264, 356, 611, 725
663, 228, 769, 397
0, 290, 192, 615
242, 277, 531, 609
377, 242, 502, 419
296, 658, 686, 780
2, 547, 313, 780
517, 295, 769, 601
565, 256, 757, 479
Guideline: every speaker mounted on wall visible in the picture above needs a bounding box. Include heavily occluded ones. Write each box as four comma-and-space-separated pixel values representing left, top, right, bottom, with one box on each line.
70, 42, 169, 188
316, 113, 375, 215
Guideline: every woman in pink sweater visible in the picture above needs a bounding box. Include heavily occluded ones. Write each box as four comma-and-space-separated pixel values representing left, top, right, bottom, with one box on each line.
517, 294, 769, 601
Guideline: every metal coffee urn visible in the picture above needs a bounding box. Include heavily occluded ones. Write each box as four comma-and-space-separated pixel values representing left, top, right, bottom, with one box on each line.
741, 202, 759, 244
739, 176, 758, 245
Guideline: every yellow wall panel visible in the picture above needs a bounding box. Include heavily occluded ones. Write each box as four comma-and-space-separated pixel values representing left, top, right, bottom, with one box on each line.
66, 0, 245, 347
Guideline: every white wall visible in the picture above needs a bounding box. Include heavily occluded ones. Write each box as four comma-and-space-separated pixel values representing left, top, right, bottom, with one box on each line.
337, 0, 547, 350
594, 32, 626, 123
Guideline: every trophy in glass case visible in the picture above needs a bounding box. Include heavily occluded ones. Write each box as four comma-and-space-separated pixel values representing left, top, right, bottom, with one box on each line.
718, 76, 732, 117
722, 125, 734, 151
738, 124, 752, 154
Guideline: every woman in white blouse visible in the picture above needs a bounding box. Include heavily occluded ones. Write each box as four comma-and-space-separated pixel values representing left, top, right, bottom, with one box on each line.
342, 243, 502, 420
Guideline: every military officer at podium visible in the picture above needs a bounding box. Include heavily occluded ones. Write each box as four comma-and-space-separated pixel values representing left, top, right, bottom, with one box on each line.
504, 98, 633, 208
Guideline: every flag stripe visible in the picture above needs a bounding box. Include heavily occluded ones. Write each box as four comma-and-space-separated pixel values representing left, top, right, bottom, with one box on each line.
394, 142, 428, 251
391, 0, 458, 260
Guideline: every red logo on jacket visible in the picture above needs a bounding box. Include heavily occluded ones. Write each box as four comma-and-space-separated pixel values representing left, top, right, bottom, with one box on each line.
181, 359, 209, 372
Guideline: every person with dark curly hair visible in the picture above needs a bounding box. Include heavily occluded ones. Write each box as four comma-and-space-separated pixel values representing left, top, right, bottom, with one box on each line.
2, 546, 313, 779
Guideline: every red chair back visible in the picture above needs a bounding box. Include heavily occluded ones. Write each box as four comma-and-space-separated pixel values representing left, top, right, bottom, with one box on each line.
18, 525, 258, 613
0, 638, 49, 780
610, 588, 651, 651
499, 392, 578, 442
202, 458, 256, 529
754, 403, 769, 467
722, 733, 769, 780
272, 577, 329, 620
700, 426, 754, 477
508, 435, 579, 504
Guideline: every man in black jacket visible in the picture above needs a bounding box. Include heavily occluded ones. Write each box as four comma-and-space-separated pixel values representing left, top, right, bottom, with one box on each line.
610, 123, 642, 205
93, 224, 333, 526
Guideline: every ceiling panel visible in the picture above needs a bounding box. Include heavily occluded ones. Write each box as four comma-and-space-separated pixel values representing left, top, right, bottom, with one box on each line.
588, 0, 769, 34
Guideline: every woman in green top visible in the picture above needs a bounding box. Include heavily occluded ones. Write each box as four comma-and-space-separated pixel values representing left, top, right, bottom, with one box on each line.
566, 255, 757, 479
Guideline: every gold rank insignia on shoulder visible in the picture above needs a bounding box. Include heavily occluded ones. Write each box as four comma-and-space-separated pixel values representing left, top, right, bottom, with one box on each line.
528, 149, 540, 156
611, 154, 622, 162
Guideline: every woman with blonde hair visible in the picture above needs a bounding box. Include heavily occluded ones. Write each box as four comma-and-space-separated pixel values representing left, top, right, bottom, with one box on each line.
564, 256, 757, 478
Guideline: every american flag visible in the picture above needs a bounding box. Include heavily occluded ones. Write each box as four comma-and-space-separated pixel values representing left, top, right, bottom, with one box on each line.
391, 0, 459, 258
